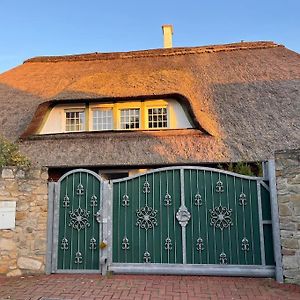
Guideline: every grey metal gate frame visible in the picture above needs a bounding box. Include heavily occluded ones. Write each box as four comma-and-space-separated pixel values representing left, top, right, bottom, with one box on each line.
45, 162, 283, 282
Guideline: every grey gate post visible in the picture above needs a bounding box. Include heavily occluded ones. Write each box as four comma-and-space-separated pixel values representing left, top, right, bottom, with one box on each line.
268, 160, 284, 283
46, 182, 55, 274
106, 182, 113, 273
100, 180, 112, 275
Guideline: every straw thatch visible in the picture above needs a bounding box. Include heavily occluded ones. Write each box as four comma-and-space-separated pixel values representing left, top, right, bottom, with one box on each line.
0, 41, 299, 167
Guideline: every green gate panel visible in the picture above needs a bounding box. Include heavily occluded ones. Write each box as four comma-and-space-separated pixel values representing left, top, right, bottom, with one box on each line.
57, 171, 101, 270
112, 167, 274, 268
113, 170, 182, 264
184, 169, 262, 265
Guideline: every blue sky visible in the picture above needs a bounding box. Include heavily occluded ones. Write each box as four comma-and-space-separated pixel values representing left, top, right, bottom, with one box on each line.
0, 0, 299, 73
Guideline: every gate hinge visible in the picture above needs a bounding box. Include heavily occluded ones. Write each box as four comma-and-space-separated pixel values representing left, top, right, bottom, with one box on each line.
95, 209, 102, 223
95, 209, 108, 223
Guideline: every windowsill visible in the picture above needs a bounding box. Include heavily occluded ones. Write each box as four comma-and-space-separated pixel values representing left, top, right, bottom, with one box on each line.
61, 128, 172, 133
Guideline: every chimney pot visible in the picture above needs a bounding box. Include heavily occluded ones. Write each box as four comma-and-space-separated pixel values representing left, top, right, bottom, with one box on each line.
162, 24, 173, 48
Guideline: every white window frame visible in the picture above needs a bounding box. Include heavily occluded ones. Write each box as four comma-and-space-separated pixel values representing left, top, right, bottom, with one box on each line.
145, 107, 168, 129
144, 100, 169, 130
91, 104, 114, 131
64, 107, 86, 132
119, 108, 141, 130
115, 102, 141, 130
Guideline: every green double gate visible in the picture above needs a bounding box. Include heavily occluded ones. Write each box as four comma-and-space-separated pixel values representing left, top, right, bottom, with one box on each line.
50, 166, 276, 277
111, 167, 275, 275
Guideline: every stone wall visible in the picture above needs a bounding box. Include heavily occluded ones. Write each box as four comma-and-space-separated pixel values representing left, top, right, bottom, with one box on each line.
276, 149, 300, 284
0, 167, 48, 276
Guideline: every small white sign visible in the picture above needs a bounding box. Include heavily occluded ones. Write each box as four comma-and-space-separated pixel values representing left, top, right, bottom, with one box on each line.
0, 201, 16, 229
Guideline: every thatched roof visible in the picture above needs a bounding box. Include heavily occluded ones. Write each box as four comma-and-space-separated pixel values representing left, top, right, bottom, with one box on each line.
0, 41, 299, 167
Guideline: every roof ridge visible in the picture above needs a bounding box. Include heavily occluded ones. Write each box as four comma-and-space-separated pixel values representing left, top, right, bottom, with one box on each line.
24, 41, 282, 64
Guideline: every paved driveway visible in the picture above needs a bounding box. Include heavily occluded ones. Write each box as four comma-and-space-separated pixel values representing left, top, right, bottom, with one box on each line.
0, 274, 300, 300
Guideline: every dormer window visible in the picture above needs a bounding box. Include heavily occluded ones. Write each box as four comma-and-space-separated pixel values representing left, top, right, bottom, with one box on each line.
65, 110, 85, 132
38, 99, 193, 135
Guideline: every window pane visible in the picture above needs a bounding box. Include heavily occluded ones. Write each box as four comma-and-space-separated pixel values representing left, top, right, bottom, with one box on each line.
65, 111, 85, 132
120, 109, 140, 129
93, 109, 113, 130
148, 107, 168, 129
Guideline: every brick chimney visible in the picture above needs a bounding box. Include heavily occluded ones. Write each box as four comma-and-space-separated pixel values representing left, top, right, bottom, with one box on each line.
162, 24, 173, 48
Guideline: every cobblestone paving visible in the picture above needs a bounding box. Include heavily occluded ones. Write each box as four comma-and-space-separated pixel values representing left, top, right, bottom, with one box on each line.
1, 274, 300, 300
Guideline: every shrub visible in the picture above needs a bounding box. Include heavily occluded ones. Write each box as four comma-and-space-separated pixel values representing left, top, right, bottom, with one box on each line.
218, 162, 263, 176
0, 136, 30, 167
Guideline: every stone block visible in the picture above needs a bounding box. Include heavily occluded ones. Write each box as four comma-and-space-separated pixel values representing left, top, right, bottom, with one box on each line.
282, 248, 296, 255
280, 230, 294, 238
8, 262, 17, 269
294, 206, 300, 216
0, 264, 9, 273
276, 179, 288, 190
283, 256, 299, 269
287, 174, 300, 185
292, 216, 300, 223
41, 171, 49, 181
5, 180, 18, 190
279, 204, 293, 216
0, 237, 15, 251
32, 185, 48, 195
17, 256, 42, 270
282, 238, 299, 249
0, 189, 10, 196
15, 211, 27, 221
34, 237, 46, 249
291, 195, 300, 204
0, 230, 14, 239
280, 221, 296, 231
278, 194, 292, 203
8, 250, 17, 259
29, 169, 41, 180
284, 269, 300, 279
16, 202, 29, 212
18, 183, 32, 193
7, 268, 22, 277
16, 170, 26, 179
289, 185, 300, 194
10, 191, 24, 197
1, 168, 14, 179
